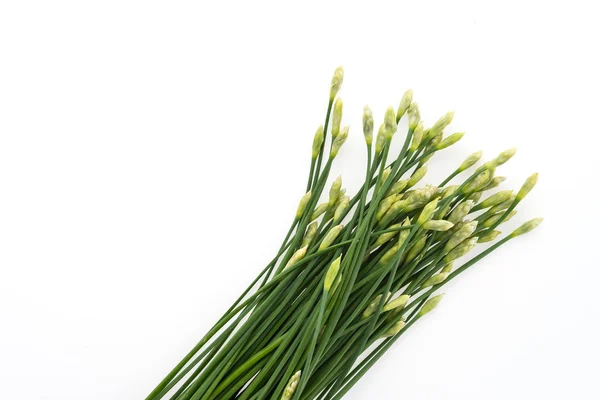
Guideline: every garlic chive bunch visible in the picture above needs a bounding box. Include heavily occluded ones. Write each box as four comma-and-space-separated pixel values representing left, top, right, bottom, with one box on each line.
147, 67, 542, 400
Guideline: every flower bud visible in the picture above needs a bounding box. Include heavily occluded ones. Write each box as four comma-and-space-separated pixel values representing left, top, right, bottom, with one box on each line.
375, 123, 387, 153
409, 121, 424, 152
482, 210, 517, 228
445, 221, 478, 252
423, 220, 454, 231
284, 246, 308, 270
489, 195, 515, 214
363, 292, 391, 319
302, 222, 318, 247
406, 236, 427, 263
389, 180, 409, 196
363, 105, 374, 145
477, 230, 501, 243
333, 195, 350, 223
331, 98, 343, 138
440, 185, 459, 199
443, 237, 478, 263
311, 126, 324, 159
430, 111, 454, 137
330, 126, 349, 158
516, 173, 538, 201
381, 320, 406, 338
417, 198, 439, 225
407, 165, 428, 188
458, 151, 483, 172
281, 371, 302, 400
328, 176, 343, 208
330, 66, 344, 100
296, 191, 312, 219
384, 106, 397, 136
468, 191, 483, 203
490, 147, 517, 168
373, 222, 402, 248
473, 190, 513, 211
324, 256, 341, 292
441, 262, 453, 273
376, 194, 397, 221
407, 102, 420, 131
310, 203, 329, 221
462, 170, 491, 193
421, 272, 449, 288
448, 200, 474, 224
396, 89, 413, 121
435, 131, 465, 150
383, 294, 411, 312
319, 224, 344, 250
482, 176, 506, 191
509, 218, 543, 238
418, 294, 444, 317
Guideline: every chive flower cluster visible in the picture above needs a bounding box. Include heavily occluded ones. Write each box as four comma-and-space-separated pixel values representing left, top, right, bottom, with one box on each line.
146, 67, 542, 400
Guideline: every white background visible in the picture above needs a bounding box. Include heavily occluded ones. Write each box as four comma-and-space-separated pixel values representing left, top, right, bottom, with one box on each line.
1, 1, 598, 399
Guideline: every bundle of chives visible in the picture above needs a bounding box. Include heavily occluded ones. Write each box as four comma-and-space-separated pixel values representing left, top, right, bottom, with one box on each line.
146, 67, 542, 400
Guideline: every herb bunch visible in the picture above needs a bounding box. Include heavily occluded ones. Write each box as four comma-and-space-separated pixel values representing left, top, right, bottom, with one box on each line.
146, 67, 542, 400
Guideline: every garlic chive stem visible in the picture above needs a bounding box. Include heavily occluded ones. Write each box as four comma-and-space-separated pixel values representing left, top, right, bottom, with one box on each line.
311, 99, 334, 190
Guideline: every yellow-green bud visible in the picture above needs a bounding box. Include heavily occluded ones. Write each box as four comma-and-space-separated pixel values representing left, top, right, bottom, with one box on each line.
489, 195, 515, 214
462, 170, 491, 193
516, 173, 538, 201
417, 198, 439, 225
406, 236, 427, 263
384, 106, 397, 135
407, 165, 428, 188
490, 147, 517, 168
423, 220, 454, 231
407, 102, 420, 131
333, 195, 350, 223
410, 121, 424, 152
397, 89, 413, 121
324, 256, 341, 292
441, 262, 453, 273
281, 370, 301, 400
435, 132, 465, 150
418, 294, 444, 317
445, 221, 478, 252
509, 218, 543, 238
404, 185, 437, 212
381, 320, 406, 338
311, 126, 324, 159
477, 230, 501, 243
319, 224, 344, 250
310, 203, 329, 221
373, 222, 402, 248
331, 98, 343, 138
375, 123, 387, 153
296, 191, 312, 219
468, 191, 483, 203
380, 167, 392, 185
330, 126, 349, 158
284, 246, 308, 270
383, 294, 411, 312
444, 237, 478, 263
302, 222, 319, 247
473, 190, 513, 211
441, 185, 459, 199
389, 180, 409, 196
363, 105, 374, 145
448, 200, 474, 224
328, 176, 343, 208
421, 272, 450, 288
363, 292, 391, 319
483, 176, 506, 191
376, 194, 397, 221
330, 66, 344, 100
430, 111, 454, 137
458, 151, 483, 172
482, 210, 517, 228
